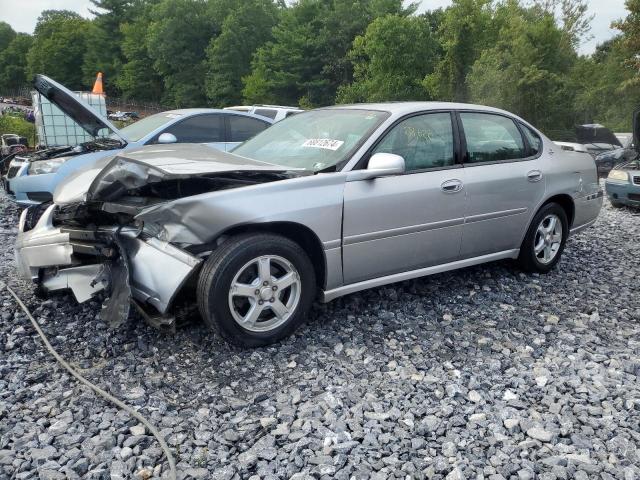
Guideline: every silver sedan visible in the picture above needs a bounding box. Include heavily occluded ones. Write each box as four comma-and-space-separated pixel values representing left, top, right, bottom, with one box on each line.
15, 103, 603, 346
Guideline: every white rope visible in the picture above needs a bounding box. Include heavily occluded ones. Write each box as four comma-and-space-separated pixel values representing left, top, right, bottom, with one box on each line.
2, 283, 177, 480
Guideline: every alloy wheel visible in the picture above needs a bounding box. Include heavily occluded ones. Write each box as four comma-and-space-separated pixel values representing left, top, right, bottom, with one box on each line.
533, 214, 563, 264
227, 255, 302, 332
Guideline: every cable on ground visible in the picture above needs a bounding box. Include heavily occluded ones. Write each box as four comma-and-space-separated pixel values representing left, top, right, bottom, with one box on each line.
2, 282, 177, 480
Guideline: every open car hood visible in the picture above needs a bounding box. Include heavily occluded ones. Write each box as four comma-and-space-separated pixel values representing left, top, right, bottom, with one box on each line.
575, 124, 622, 148
54, 144, 299, 204
633, 106, 640, 154
33, 74, 128, 143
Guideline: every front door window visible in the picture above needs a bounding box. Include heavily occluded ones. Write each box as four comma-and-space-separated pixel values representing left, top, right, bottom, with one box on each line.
372, 112, 455, 171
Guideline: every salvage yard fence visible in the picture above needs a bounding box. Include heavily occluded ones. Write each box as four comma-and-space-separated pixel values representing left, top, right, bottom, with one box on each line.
1, 86, 168, 119
105, 96, 167, 117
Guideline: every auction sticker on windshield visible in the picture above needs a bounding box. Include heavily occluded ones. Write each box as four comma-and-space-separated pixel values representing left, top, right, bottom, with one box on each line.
302, 138, 344, 151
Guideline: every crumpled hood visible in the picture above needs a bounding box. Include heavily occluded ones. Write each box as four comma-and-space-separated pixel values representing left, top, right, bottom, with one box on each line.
53, 143, 297, 204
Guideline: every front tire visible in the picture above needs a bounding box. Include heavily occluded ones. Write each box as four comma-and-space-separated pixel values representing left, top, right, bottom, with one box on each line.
197, 233, 316, 347
518, 203, 568, 273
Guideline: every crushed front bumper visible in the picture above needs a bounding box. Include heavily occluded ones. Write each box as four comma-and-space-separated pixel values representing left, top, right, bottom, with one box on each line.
15, 204, 202, 325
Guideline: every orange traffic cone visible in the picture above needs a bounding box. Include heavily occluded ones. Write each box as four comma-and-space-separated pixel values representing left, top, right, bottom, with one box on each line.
92, 72, 105, 95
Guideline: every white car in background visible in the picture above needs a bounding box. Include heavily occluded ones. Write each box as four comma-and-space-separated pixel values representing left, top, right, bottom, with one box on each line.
224, 105, 303, 122
615, 132, 632, 147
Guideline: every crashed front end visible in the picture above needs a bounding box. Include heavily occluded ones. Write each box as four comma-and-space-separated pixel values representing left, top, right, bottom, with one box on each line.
14, 145, 299, 329
15, 201, 202, 328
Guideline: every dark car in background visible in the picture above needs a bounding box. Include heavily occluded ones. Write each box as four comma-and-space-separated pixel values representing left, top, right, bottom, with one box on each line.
554, 124, 623, 174
576, 123, 622, 158
595, 132, 636, 175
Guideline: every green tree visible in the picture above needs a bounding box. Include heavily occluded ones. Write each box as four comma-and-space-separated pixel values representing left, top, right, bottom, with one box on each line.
205, 0, 280, 107
82, 0, 139, 94
466, 3, 577, 133
33, 10, 84, 36
0, 21, 16, 54
337, 14, 437, 102
533, 0, 593, 48
145, 0, 218, 107
424, 0, 495, 102
27, 10, 91, 90
0, 34, 33, 91
243, 0, 410, 107
571, 38, 640, 131
613, 0, 640, 84
116, 16, 164, 100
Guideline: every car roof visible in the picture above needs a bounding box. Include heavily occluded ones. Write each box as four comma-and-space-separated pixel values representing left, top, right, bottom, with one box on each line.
163, 108, 274, 122
324, 102, 515, 116
253, 105, 303, 110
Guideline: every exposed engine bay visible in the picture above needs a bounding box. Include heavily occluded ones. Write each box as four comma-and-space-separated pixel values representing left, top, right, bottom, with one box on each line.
14, 137, 124, 163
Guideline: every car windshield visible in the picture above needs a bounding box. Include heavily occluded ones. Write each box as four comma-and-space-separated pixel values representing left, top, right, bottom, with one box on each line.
232, 109, 389, 171
113, 112, 184, 142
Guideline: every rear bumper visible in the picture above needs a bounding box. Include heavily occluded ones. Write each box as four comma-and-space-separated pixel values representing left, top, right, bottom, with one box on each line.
15, 204, 202, 322
605, 180, 640, 207
570, 190, 603, 235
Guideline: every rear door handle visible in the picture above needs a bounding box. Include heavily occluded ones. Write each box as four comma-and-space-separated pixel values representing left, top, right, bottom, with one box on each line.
441, 178, 463, 193
527, 170, 543, 182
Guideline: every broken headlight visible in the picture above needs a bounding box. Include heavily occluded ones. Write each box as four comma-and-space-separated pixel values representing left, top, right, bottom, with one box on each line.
29, 157, 69, 175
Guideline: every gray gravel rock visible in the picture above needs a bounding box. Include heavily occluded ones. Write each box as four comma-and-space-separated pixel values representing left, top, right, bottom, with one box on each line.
1, 188, 640, 478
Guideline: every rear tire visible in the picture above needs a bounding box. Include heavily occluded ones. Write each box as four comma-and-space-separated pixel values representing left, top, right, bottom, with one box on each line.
610, 200, 624, 208
518, 203, 568, 273
197, 233, 316, 347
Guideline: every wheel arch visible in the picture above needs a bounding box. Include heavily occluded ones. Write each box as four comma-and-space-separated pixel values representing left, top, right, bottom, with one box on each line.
215, 221, 327, 290
518, 193, 576, 248
542, 194, 575, 228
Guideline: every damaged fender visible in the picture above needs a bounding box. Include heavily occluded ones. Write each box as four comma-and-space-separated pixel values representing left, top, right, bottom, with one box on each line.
15, 203, 202, 326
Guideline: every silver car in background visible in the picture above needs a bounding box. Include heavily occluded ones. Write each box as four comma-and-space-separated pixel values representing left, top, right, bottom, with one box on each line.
15, 103, 602, 346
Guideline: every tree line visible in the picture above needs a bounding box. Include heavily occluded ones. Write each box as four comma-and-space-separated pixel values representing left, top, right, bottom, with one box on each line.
0, 0, 639, 136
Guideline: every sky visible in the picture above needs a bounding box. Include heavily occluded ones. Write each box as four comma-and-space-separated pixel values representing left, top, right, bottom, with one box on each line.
0, 0, 630, 55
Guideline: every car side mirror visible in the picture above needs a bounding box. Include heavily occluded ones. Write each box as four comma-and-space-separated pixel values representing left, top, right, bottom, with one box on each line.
157, 133, 177, 144
346, 153, 405, 182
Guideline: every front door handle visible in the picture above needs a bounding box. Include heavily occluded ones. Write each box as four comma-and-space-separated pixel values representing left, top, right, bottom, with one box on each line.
527, 170, 543, 182
441, 178, 463, 193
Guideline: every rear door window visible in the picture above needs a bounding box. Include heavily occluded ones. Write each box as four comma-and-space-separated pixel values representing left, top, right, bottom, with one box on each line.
227, 115, 270, 142
460, 112, 526, 163
160, 114, 224, 143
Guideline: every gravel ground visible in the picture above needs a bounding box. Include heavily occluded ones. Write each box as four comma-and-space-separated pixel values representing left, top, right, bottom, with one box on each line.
0, 190, 639, 480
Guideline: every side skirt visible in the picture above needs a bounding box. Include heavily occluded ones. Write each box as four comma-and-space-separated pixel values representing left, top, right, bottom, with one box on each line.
569, 217, 597, 236
320, 249, 520, 302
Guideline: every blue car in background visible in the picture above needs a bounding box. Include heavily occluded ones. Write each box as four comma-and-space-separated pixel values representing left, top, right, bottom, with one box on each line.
605, 159, 640, 208
4, 75, 273, 206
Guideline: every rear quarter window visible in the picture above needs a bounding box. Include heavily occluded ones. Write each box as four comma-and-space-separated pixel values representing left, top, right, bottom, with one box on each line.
520, 123, 542, 156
